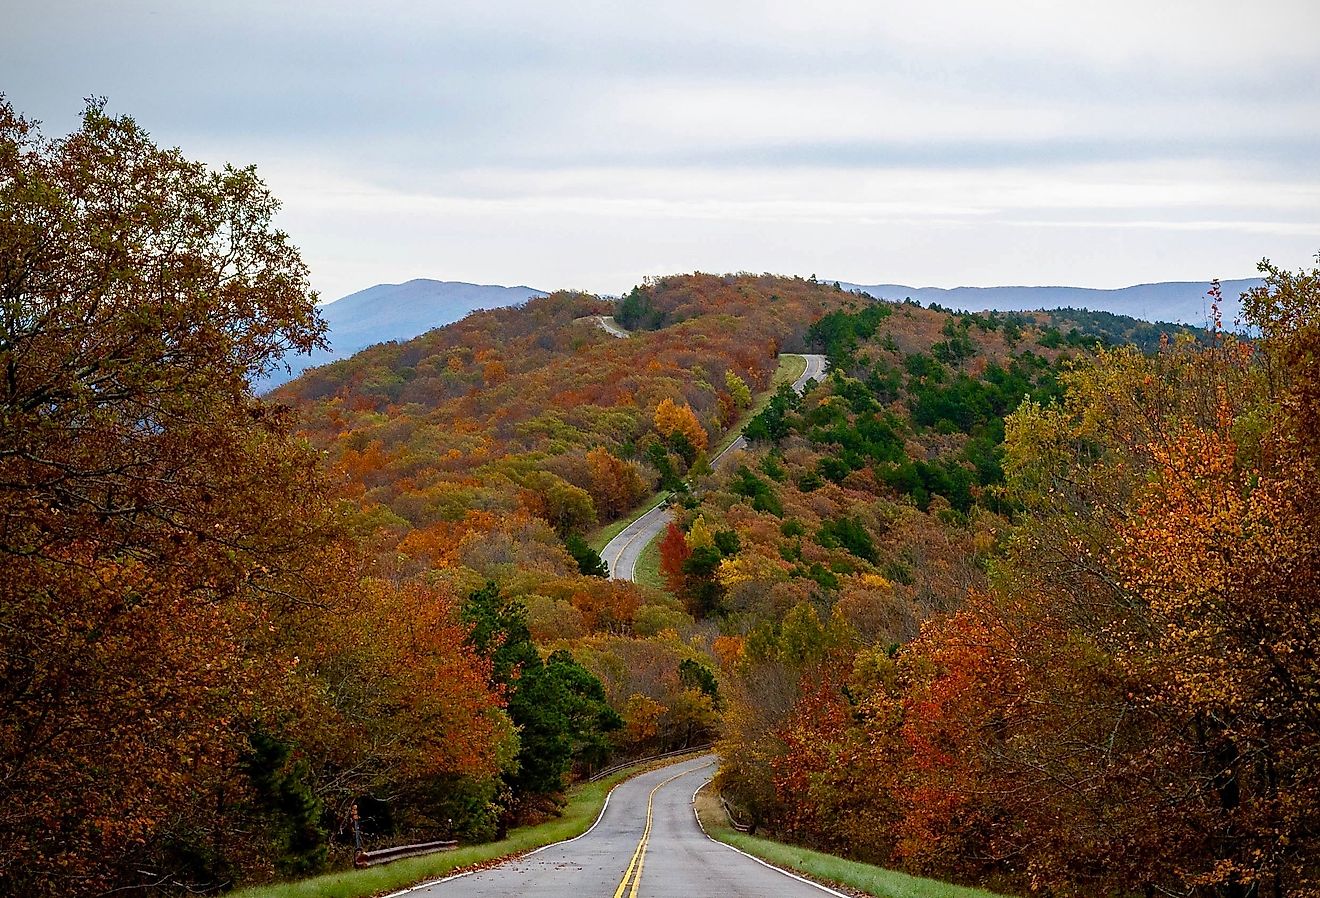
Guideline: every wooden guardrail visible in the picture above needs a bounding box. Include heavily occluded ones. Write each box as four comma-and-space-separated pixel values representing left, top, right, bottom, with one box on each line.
354, 838, 457, 868
588, 743, 714, 783
719, 795, 753, 833
353, 746, 714, 866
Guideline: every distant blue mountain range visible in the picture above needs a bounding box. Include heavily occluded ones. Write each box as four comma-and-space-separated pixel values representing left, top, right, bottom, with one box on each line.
260, 275, 1266, 392
835, 278, 1264, 328
259, 279, 546, 391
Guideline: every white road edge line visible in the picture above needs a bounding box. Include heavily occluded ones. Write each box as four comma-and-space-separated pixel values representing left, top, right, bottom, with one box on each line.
380, 779, 622, 898
690, 779, 852, 898
604, 497, 670, 578
383, 756, 714, 897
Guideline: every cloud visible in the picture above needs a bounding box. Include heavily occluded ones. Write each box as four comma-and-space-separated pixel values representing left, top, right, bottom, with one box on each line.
3, 0, 1317, 299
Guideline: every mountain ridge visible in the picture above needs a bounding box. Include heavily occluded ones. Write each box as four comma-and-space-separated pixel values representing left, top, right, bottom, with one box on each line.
260, 278, 547, 391
835, 277, 1264, 326
262, 274, 1265, 393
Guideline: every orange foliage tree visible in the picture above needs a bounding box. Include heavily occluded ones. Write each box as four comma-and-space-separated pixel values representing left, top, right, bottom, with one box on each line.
586, 446, 649, 518
293, 579, 510, 816
0, 98, 333, 895
0, 98, 516, 895
654, 397, 708, 452
659, 521, 692, 594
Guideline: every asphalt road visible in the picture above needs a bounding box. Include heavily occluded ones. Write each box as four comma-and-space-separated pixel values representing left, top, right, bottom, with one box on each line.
592, 315, 632, 339
402, 754, 841, 898
600, 497, 674, 583
795, 353, 829, 392
601, 354, 827, 581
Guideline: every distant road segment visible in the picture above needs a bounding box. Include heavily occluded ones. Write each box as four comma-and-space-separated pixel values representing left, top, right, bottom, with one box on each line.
600, 353, 827, 581
592, 315, 631, 339
795, 353, 828, 391
600, 499, 674, 584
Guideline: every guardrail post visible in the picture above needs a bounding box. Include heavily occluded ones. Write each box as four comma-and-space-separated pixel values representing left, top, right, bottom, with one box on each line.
587, 743, 714, 782
356, 839, 459, 867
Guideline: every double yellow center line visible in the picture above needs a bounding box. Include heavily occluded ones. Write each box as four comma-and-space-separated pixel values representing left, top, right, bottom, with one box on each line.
611, 763, 709, 898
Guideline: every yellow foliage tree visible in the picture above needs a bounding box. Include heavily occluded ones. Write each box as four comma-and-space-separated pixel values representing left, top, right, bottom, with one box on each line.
725, 370, 753, 408
623, 693, 666, 749
654, 397, 708, 451
716, 551, 789, 590
686, 515, 715, 550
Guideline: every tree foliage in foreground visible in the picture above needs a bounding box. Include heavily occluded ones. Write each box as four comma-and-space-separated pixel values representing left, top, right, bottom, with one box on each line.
717, 266, 1320, 898
0, 95, 320, 894
0, 98, 509, 896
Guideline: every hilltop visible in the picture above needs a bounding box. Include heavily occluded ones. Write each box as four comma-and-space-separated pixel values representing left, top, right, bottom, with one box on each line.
265, 271, 1267, 898
259, 276, 1256, 393
258, 279, 546, 391
837, 277, 1263, 326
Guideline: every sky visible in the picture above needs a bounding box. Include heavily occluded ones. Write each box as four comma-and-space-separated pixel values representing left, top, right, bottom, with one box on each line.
4, 0, 1319, 301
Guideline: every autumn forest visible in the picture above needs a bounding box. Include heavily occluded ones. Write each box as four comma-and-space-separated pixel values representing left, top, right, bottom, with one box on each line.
3, 100, 1318, 898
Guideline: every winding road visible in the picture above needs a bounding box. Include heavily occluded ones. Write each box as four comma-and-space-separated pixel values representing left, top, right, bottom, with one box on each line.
405, 324, 838, 895
600, 352, 827, 581
397, 754, 842, 898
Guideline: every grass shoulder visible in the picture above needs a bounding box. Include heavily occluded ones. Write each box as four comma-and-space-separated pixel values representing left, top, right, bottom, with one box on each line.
586, 489, 669, 552
633, 531, 668, 594
773, 353, 810, 391
234, 755, 698, 898
693, 786, 1008, 898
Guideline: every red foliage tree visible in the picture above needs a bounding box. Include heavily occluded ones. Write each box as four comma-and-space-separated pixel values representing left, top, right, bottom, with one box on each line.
659, 521, 692, 594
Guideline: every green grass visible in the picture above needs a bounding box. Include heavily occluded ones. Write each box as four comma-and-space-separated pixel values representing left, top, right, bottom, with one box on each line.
586, 489, 668, 553
773, 353, 810, 390
694, 788, 1007, 898
633, 531, 667, 593
232, 758, 688, 898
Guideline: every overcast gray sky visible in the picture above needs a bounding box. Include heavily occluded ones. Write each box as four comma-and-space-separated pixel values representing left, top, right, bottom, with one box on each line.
5, 0, 1319, 300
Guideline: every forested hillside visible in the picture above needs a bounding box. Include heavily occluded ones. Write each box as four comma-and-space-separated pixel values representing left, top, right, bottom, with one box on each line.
703, 274, 1320, 897
5, 98, 1316, 898
270, 271, 1242, 889
276, 276, 814, 533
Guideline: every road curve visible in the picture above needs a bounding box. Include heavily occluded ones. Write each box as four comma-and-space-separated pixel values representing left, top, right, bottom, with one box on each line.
601, 354, 827, 581
404, 754, 839, 898
592, 315, 631, 339
795, 353, 828, 391
600, 498, 674, 583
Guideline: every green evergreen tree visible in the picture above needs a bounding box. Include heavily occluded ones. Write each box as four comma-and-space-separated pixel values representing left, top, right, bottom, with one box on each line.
240, 731, 327, 876
566, 533, 608, 577
462, 584, 622, 798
